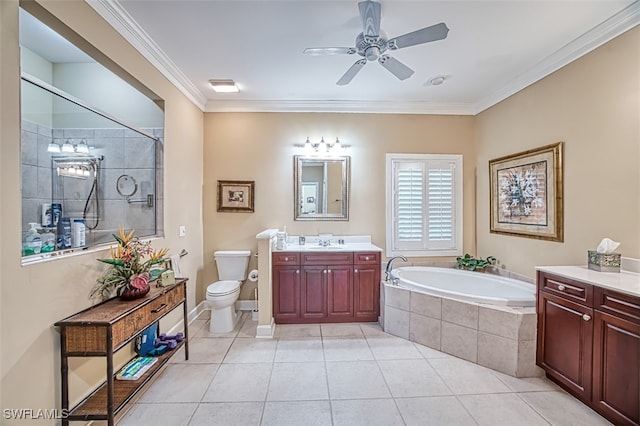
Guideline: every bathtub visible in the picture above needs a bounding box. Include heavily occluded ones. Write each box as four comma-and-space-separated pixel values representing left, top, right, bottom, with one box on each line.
381, 266, 541, 377
390, 266, 536, 307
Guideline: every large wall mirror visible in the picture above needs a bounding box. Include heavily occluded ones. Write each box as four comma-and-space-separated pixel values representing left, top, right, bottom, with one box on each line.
294, 156, 350, 221
19, 6, 164, 262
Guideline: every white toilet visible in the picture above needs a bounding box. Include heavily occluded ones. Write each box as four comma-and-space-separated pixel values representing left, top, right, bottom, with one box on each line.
206, 250, 251, 333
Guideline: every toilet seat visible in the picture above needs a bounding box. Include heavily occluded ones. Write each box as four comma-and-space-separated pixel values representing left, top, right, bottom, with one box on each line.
207, 280, 240, 297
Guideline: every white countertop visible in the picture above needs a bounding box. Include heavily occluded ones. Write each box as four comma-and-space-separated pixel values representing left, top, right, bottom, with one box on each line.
536, 265, 640, 298
273, 235, 382, 253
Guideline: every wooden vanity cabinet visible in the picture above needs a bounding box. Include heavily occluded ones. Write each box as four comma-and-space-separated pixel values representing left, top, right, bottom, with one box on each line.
536, 271, 640, 426
273, 251, 380, 324
592, 287, 640, 426
353, 252, 381, 321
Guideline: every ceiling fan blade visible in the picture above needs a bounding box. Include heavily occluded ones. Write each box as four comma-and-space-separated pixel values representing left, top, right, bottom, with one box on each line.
378, 55, 414, 80
388, 22, 449, 50
303, 47, 356, 56
358, 0, 382, 37
337, 59, 367, 86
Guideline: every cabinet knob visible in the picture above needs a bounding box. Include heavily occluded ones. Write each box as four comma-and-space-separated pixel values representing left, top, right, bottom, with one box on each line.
557, 284, 566, 291
582, 314, 591, 321
365, 256, 370, 260
323, 270, 327, 274
354, 269, 358, 273
296, 270, 299, 274
284, 257, 289, 261
328, 269, 332, 273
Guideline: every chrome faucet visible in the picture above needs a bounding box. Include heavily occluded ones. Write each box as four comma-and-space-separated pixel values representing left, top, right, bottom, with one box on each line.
385, 255, 407, 281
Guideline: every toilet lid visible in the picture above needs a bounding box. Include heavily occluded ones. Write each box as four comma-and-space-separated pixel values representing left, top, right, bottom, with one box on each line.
207, 280, 240, 296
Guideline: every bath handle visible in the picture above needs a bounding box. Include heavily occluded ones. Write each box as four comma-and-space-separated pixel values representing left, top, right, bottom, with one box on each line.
557, 284, 566, 291
582, 314, 591, 321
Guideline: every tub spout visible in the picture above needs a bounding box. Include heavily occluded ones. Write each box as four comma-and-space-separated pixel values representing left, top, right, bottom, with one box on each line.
385, 255, 408, 281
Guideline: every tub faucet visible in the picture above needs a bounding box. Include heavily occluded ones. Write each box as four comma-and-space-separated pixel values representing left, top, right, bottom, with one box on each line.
385, 255, 408, 281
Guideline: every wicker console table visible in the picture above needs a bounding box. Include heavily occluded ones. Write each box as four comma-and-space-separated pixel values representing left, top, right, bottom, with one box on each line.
54, 279, 189, 426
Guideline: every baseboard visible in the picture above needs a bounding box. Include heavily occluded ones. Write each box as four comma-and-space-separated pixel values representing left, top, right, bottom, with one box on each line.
236, 299, 258, 311
256, 318, 275, 339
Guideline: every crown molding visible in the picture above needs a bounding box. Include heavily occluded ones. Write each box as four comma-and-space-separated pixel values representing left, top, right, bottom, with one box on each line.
88, 0, 639, 116
86, 0, 207, 110
473, 1, 640, 114
203, 99, 476, 115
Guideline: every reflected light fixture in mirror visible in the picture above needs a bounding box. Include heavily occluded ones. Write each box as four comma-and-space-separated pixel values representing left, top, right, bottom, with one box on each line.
302, 137, 348, 155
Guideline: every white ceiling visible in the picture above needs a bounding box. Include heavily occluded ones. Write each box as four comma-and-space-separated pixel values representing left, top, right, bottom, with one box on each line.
56, 1, 640, 114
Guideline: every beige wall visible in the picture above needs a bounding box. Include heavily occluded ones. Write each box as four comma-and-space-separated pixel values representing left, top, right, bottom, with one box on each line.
1, 0, 637, 419
475, 26, 640, 277
203, 113, 476, 301
1, 0, 204, 421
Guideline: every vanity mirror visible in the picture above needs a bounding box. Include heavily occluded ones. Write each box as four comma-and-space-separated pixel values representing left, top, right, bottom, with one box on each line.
294, 155, 350, 221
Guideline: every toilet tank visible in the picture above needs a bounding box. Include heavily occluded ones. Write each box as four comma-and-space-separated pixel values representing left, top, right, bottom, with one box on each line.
214, 250, 251, 281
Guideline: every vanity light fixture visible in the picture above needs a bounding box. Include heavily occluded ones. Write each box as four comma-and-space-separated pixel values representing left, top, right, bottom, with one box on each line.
61, 139, 75, 153
301, 137, 348, 155
209, 79, 240, 93
51, 138, 92, 154
75, 138, 90, 154
47, 139, 61, 153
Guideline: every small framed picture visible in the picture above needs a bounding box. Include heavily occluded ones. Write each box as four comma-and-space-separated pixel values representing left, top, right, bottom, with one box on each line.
217, 180, 255, 212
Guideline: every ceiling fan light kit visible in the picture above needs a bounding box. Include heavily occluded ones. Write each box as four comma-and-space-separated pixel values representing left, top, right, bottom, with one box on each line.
303, 0, 449, 86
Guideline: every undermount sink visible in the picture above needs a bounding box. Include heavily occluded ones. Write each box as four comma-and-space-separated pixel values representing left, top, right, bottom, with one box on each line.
306, 245, 343, 250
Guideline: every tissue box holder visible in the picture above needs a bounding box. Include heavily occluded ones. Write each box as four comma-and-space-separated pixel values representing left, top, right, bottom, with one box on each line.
587, 250, 621, 272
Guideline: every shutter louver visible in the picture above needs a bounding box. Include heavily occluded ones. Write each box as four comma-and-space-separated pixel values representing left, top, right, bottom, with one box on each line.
427, 167, 454, 241
397, 168, 424, 242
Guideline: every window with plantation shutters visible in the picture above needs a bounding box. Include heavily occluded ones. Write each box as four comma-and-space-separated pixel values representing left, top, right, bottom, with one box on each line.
386, 154, 463, 257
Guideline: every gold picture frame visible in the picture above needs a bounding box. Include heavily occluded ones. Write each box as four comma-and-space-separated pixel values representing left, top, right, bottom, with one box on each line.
217, 180, 255, 213
489, 142, 564, 241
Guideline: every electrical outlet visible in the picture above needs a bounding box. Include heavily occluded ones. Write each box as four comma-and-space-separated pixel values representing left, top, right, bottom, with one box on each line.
179, 225, 186, 237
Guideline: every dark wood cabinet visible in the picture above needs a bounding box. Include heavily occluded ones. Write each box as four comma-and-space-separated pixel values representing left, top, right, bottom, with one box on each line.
537, 290, 593, 400
353, 252, 381, 321
301, 265, 328, 319
273, 265, 301, 321
273, 251, 379, 324
592, 287, 640, 426
537, 271, 640, 426
327, 265, 354, 320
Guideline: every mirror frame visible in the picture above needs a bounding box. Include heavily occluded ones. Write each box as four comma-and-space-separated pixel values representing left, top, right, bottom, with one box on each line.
294, 155, 350, 221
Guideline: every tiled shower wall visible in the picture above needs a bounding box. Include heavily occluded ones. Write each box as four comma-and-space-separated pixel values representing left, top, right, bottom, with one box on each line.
21, 119, 163, 246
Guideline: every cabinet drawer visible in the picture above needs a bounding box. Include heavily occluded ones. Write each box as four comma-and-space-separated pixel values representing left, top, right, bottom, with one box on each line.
273, 252, 300, 265
538, 271, 593, 305
354, 252, 380, 265
595, 287, 640, 324
302, 252, 353, 265
111, 286, 184, 350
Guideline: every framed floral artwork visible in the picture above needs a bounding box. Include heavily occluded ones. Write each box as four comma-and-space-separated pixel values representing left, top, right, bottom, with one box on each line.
489, 142, 564, 241
217, 180, 255, 212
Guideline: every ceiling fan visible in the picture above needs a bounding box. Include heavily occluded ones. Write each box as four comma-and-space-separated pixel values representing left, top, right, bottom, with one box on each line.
303, 0, 449, 86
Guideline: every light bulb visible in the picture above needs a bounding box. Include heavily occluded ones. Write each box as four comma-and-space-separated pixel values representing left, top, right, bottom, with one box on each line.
61, 140, 74, 153
319, 137, 327, 153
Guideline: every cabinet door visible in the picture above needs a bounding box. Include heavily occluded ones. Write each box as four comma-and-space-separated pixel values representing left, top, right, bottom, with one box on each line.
301, 266, 327, 320
593, 310, 640, 426
353, 265, 380, 321
273, 266, 301, 323
537, 291, 593, 400
327, 265, 353, 320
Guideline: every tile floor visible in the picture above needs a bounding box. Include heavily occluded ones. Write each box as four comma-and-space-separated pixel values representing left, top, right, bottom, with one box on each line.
118, 312, 612, 426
